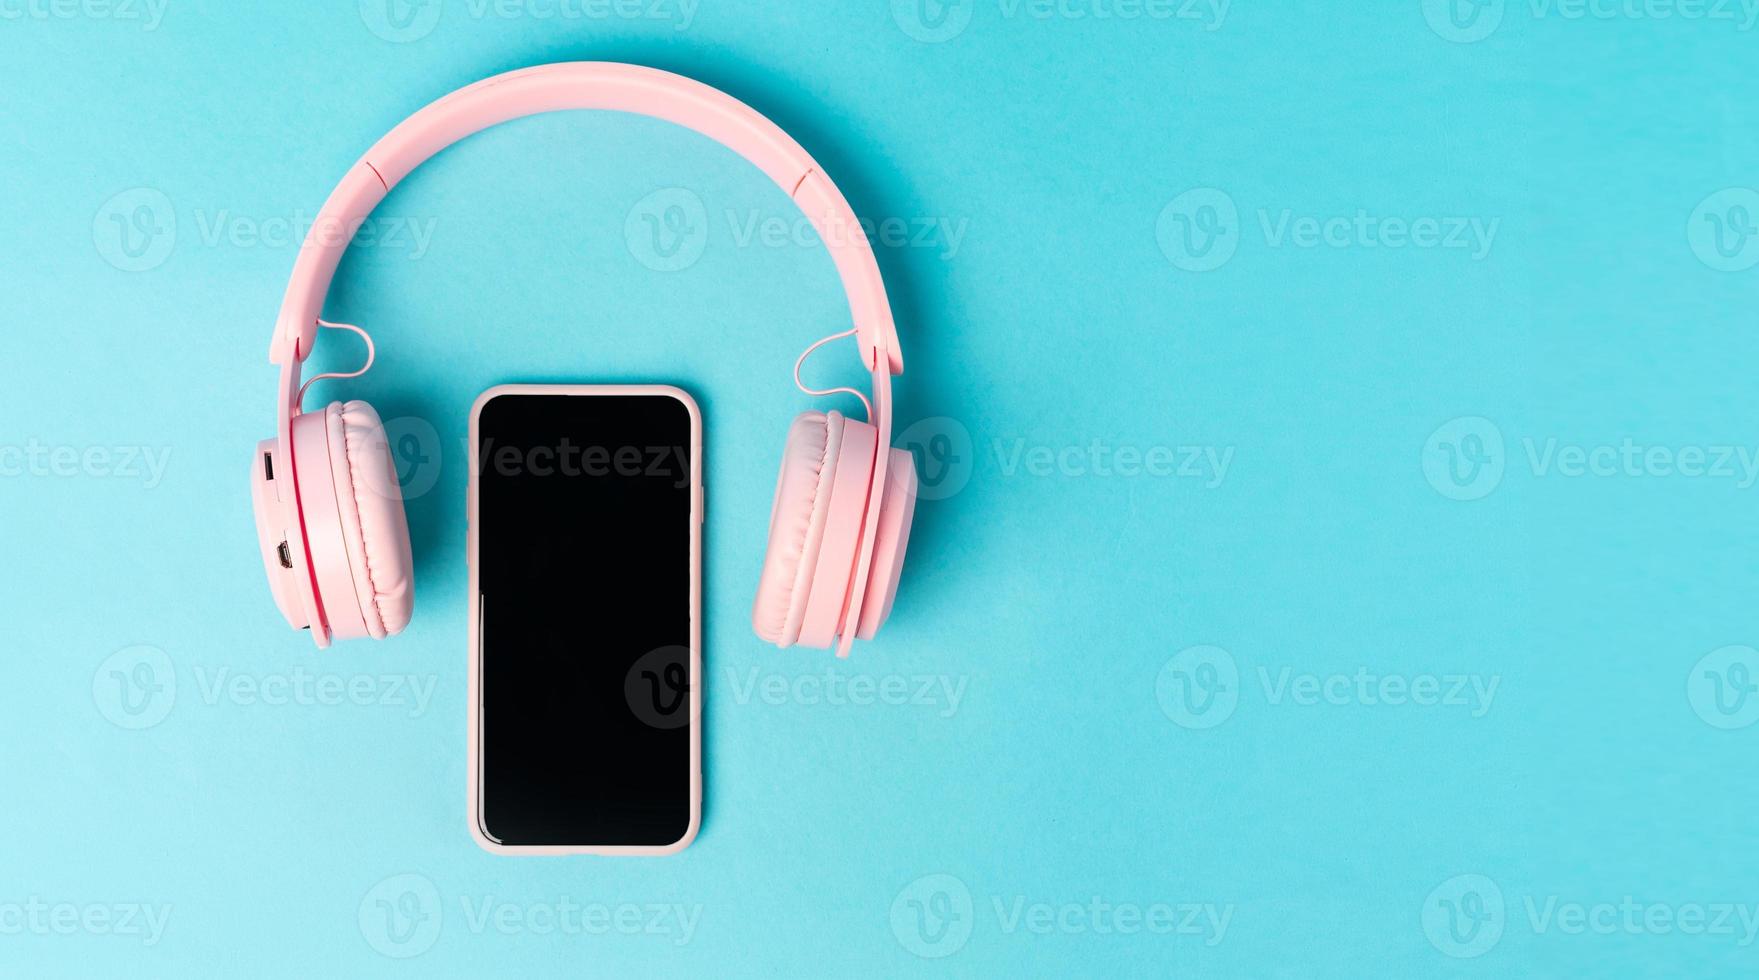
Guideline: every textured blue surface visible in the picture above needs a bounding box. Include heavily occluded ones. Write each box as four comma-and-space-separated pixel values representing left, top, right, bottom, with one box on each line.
2, 1, 1757, 975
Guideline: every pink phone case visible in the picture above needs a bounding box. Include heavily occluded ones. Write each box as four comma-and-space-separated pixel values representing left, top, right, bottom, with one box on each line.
466, 384, 703, 856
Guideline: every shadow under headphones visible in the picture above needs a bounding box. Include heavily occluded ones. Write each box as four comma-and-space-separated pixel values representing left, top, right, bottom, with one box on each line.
250, 62, 918, 658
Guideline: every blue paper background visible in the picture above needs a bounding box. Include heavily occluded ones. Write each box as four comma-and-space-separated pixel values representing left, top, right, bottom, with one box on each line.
3, 0, 1758, 975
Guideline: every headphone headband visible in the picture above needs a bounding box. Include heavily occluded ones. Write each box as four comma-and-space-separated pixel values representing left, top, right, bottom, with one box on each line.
270, 62, 904, 376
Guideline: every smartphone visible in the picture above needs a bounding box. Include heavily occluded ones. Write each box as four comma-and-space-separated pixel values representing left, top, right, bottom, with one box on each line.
467, 384, 702, 855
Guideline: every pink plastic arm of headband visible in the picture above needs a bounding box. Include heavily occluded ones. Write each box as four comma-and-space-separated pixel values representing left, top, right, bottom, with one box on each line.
268, 62, 903, 378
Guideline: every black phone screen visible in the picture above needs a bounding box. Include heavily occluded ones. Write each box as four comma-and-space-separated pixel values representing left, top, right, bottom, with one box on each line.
474, 390, 696, 849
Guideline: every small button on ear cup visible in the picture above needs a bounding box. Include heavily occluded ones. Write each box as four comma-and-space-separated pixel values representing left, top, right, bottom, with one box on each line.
325, 400, 415, 639
856, 447, 918, 641
752, 411, 844, 647
251, 437, 308, 631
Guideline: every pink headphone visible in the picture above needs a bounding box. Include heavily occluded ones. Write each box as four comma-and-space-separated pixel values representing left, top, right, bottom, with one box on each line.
251, 62, 918, 658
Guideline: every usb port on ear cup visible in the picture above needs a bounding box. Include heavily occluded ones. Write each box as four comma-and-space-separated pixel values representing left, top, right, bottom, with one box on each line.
263, 452, 274, 481
277, 540, 293, 569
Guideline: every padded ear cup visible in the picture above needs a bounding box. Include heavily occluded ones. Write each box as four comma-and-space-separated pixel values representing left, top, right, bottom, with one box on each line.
795, 417, 878, 648
855, 447, 918, 640
751, 411, 911, 651
324, 401, 415, 638
752, 411, 844, 647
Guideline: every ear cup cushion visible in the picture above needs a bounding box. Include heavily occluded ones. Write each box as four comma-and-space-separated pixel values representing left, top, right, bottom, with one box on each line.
327, 401, 415, 638
796, 416, 878, 649
856, 446, 918, 641
751, 411, 843, 646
